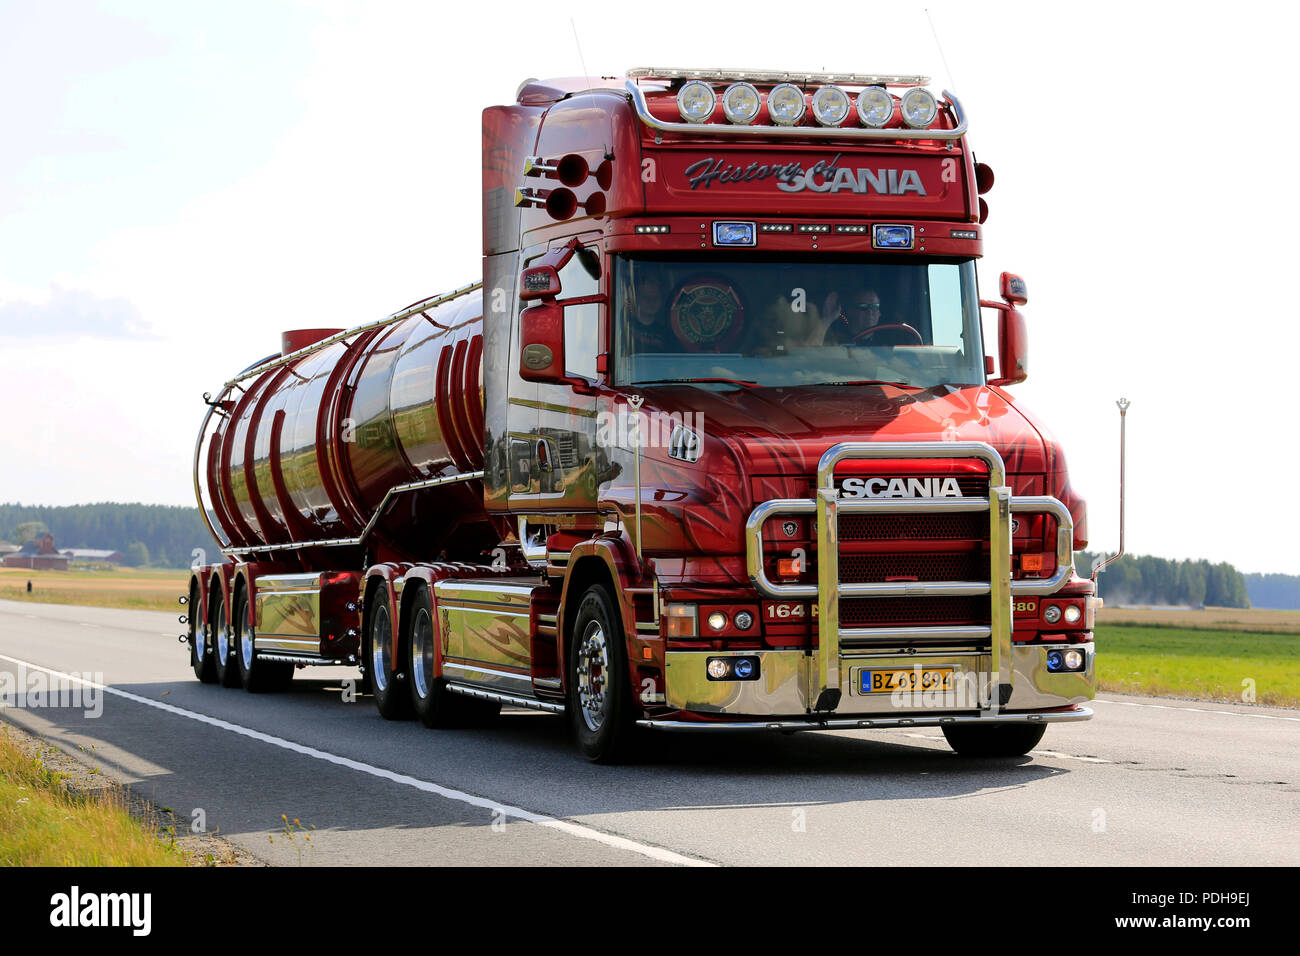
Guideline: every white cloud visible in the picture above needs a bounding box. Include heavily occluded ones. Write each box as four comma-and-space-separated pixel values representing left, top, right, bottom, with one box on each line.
0, 286, 156, 340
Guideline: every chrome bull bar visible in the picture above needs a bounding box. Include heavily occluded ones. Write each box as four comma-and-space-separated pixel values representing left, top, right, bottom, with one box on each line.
743, 441, 1075, 716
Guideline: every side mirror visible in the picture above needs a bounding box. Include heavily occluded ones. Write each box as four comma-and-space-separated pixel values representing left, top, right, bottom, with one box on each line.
519, 301, 566, 383
991, 307, 1028, 386
1000, 272, 1028, 306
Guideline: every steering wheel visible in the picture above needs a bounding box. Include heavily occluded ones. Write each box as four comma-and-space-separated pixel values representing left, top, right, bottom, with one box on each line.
850, 323, 923, 346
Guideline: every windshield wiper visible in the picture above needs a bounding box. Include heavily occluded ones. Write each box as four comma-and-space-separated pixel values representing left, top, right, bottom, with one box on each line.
633, 377, 759, 388
820, 379, 915, 387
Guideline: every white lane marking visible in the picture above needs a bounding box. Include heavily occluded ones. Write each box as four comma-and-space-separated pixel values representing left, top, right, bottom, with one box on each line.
1095, 698, 1300, 723
901, 731, 1111, 763
1029, 749, 1111, 763
0, 653, 713, 867
79, 622, 99, 628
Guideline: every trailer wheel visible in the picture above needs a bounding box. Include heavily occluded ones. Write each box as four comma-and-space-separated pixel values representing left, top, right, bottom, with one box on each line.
367, 582, 412, 720
190, 584, 217, 683
568, 583, 638, 763
941, 722, 1046, 758
406, 583, 499, 728
212, 589, 241, 688
234, 591, 293, 693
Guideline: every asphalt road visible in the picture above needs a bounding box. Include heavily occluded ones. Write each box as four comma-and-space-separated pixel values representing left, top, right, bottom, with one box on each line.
1, 598, 1296, 866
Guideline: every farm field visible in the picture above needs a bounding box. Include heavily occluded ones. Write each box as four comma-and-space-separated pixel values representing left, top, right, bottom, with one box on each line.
1097, 604, 1300, 633
0, 566, 187, 612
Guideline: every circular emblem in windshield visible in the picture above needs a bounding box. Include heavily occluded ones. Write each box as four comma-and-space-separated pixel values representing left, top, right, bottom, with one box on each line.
670, 277, 744, 352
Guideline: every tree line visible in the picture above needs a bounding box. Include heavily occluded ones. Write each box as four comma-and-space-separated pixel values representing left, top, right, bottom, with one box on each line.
1075, 551, 1251, 608
0, 503, 222, 569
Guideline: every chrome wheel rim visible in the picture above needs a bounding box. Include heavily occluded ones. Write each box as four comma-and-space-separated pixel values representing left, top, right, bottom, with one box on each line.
240, 618, 254, 670
412, 608, 434, 700
576, 620, 609, 732
371, 604, 391, 693
194, 623, 206, 660
216, 603, 230, 665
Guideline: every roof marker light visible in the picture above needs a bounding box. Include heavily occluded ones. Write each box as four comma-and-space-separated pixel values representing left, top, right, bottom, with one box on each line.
677, 80, 716, 123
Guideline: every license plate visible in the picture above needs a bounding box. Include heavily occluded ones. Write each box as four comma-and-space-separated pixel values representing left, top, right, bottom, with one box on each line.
859, 667, 956, 694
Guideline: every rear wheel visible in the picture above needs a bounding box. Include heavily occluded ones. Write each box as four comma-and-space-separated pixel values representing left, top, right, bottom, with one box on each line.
235, 590, 293, 692
190, 584, 216, 683
568, 584, 638, 763
367, 582, 412, 720
407, 583, 498, 728
212, 588, 240, 688
941, 722, 1046, 757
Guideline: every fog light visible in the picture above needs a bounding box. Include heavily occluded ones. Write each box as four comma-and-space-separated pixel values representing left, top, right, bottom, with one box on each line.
1046, 650, 1064, 672
733, 658, 755, 679
706, 611, 728, 631
1064, 649, 1084, 670
767, 83, 806, 126
706, 658, 731, 680
734, 610, 754, 631
1043, 605, 1063, 624
810, 85, 851, 126
722, 82, 761, 124
1063, 604, 1082, 624
900, 88, 938, 128
677, 81, 716, 123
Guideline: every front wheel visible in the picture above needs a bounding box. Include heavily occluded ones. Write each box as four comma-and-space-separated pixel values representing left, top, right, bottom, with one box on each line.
941, 722, 1046, 757
568, 584, 638, 763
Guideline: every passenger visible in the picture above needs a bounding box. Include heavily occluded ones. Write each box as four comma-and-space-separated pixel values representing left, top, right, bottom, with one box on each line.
629, 273, 672, 352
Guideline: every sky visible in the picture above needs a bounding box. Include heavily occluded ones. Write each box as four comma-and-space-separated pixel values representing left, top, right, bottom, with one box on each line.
1, 0, 1298, 574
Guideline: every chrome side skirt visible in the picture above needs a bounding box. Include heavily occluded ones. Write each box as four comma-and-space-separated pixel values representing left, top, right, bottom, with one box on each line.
446, 683, 566, 714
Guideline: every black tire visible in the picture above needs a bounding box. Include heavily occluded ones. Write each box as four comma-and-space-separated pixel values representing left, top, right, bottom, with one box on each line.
211, 587, 241, 688
941, 722, 1046, 758
189, 584, 217, 684
366, 582, 413, 720
567, 584, 638, 763
406, 583, 501, 728
235, 590, 293, 693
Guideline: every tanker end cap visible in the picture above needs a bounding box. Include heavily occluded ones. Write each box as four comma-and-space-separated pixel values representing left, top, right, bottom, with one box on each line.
281, 328, 344, 356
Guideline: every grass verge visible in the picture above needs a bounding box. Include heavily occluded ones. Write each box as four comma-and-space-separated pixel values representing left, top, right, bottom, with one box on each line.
0, 724, 187, 866
1095, 624, 1300, 707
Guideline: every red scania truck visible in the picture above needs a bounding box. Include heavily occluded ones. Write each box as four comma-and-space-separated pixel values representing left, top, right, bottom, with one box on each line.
185, 68, 1096, 762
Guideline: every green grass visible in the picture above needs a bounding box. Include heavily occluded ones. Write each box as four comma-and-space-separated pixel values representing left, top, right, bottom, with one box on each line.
0, 726, 187, 866
1096, 624, 1300, 707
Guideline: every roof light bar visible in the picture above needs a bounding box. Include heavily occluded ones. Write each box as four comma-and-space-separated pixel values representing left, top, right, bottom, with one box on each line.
628, 67, 929, 87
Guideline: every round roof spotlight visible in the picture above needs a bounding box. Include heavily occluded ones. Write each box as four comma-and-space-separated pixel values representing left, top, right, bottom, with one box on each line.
722, 82, 762, 124
676, 80, 717, 123
901, 88, 939, 129
857, 86, 894, 128
767, 83, 806, 126
810, 85, 851, 127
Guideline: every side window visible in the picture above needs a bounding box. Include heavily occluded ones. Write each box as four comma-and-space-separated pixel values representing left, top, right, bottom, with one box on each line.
558, 246, 601, 380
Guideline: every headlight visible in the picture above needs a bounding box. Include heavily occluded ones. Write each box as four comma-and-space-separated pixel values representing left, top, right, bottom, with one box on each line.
1063, 604, 1082, 624
733, 610, 754, 631
706, 658, 730, 679
767, 83, 806, 126
706, 611, 728, 632
1043, 605, 1063, 625
721, 82, 761, 124
676, 81, 716, 123
857, 87, 893, 127
1064, 650, 1084, 670
900, 88, 938, 128
810, 85, 850, 127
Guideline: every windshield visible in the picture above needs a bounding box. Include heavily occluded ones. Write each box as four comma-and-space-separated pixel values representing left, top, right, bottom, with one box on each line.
613, 254, 985, 389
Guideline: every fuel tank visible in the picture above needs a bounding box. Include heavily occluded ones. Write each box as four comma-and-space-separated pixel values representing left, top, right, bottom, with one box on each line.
200, 287, 500, 560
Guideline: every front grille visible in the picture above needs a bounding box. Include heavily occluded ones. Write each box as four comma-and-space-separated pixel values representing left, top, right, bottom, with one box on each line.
839, 512, 986, 541
840, 595, 991, 627
839, 552, 989, 584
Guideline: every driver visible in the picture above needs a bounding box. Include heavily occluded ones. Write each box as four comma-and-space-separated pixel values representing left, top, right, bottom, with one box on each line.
821, 287, 883, 345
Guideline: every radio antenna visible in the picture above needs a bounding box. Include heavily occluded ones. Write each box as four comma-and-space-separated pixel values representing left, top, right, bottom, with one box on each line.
570, 18, 611, 158
924, 8, 959, 94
